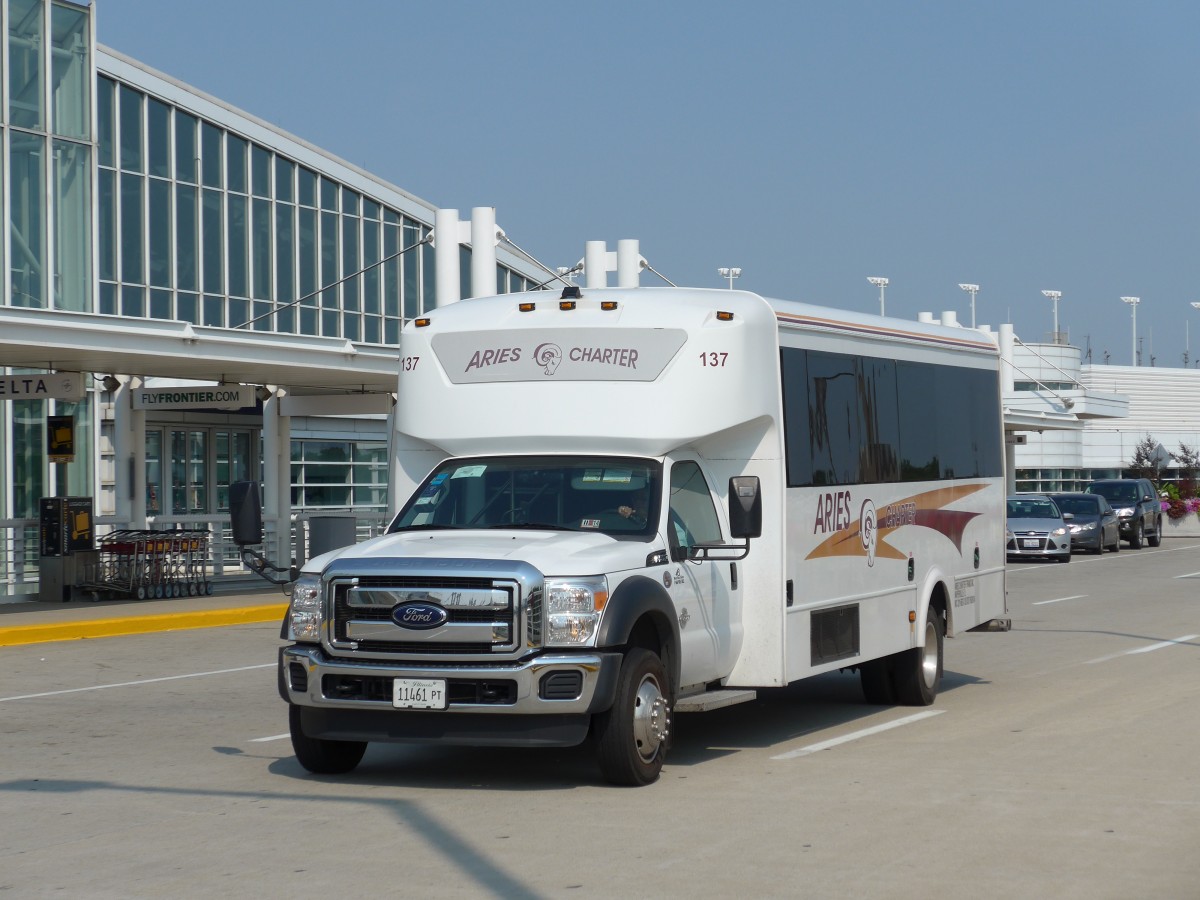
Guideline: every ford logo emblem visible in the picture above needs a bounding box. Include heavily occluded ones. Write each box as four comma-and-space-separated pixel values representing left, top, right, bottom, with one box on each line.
391, 602, 449, 630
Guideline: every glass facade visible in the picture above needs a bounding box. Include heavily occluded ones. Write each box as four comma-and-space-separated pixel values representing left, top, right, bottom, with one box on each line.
95, 76, 533, 343
3, 1, 92, 519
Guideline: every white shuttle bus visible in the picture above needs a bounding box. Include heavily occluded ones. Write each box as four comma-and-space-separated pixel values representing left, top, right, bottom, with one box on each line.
279, 286, 1007, 785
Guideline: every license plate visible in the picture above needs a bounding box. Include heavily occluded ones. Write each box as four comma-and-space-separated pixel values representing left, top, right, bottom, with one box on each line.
1022, 538, 1040, 548
392, 678, 447, 710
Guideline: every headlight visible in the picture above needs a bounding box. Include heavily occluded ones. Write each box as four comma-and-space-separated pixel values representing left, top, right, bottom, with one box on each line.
1051, 527, 1068, 537
1115, 507, 1134, 518
545, 577, 608, 646
1005, 529, 1014, 541
289, 573, 324, 642
1078, 522, 1097, 532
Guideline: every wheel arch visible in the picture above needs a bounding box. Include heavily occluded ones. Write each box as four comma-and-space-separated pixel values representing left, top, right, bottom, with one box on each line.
917, 566, 952, 639
596, 575, 681, 697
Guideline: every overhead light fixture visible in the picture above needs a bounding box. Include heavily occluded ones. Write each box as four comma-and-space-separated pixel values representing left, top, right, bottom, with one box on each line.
101, 375, 120, 393
255, 386, 273, 402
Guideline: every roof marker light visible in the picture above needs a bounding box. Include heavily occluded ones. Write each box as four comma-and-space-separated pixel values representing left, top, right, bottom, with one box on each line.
518, 302, 536, 312
415, 317, 431, 327
559, 301, 577, 311
716, 311, 735, 321
601, 301, 619, 311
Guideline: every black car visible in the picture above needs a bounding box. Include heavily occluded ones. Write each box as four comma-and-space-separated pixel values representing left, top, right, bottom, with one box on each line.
1085, 478, 1162, 549
1051, 492, 1121, 554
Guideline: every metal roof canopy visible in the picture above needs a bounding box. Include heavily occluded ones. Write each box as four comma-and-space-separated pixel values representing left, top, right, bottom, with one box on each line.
0, 307, 399, 394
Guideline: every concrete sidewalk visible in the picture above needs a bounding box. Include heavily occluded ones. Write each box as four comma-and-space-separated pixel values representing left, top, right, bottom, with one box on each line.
0, 588, 289, 647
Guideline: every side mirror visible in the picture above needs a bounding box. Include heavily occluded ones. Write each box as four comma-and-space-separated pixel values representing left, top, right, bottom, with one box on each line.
229, 480, 264, 547
728, 476, 762, 539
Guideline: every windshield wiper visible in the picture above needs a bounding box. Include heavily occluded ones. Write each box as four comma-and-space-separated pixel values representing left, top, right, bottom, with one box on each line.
487, 522, 570, 531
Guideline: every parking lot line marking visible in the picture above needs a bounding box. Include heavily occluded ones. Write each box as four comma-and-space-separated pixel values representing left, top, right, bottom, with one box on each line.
1033, 594, 1087, 605
1173, 571, 1200, 579
1085, 634, 1199, 665
0, 663, 274, 703
770, 710, 944, 760
249, 733, 290, 743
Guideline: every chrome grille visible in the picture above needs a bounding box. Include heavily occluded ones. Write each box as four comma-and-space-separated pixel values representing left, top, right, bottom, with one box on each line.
330, 575, 524, 656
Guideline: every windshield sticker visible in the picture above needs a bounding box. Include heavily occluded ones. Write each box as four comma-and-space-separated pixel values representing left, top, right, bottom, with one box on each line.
601, 469, 633, 484
580, 518, 601, 529
451, 465, 487, 479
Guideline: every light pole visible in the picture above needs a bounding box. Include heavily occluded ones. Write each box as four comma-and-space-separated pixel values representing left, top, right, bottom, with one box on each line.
1121, 296, 1140, 366
718, 267, 741, 290
1188, 302, 1200, 366
958, 283, 979, 328
1042, 290, 1062, 343
867, 276, 888, 316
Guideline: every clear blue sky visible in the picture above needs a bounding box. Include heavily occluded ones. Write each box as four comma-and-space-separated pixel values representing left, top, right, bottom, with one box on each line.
98, 0, 1199, 367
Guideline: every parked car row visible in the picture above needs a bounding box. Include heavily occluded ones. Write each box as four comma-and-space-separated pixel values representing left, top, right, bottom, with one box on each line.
1006, 478, 1164, 563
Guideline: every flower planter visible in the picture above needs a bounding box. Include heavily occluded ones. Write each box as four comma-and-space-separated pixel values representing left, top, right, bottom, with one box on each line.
1163, 515, 1200, 538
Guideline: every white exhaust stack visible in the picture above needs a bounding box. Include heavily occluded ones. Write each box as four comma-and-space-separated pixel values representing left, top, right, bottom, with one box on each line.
918, 312, 936, 324
585, 241, 608, 289
470, 207, 499, 299
616, 239, 641, 288
941, 311, 959, 327
433, 208, 461, 308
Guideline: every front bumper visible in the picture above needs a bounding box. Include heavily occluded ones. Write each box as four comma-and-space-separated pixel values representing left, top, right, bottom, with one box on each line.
281, 644, 621, 715
1006, 535, 1070, 560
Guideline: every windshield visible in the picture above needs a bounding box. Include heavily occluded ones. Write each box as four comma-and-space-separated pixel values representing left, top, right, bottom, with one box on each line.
1088, 483, 1139, 503
1007, 499, 1061, 519
1054, 497, 1099, 515
389, 455, 662, 537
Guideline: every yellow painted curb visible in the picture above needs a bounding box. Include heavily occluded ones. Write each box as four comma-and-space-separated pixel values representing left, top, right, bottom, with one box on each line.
0, 603, 288, 647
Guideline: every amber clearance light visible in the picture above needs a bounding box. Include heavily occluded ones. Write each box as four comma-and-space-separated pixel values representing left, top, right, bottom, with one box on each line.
716, 310, 735, 321
414, 317, 431, 327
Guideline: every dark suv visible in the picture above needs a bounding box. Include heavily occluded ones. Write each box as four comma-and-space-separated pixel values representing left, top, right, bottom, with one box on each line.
1085, 478, 1162, 549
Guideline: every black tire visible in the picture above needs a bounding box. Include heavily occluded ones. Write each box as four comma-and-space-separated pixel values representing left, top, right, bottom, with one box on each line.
859, 658, 896, 705
1147, 517, 1161, 547
1129, 520, 1144, 549
1108, 533, 1120, 553
1058, 551, 1071, 563
593, 647, 671, 786
289, 705, 367, 775
892, 606, 943, 706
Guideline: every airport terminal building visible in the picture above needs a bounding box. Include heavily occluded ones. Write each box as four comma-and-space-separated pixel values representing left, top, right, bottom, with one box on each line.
0, 0, 550, 594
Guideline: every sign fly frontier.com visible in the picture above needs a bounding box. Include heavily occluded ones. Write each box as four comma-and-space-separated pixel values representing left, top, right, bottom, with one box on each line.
131, 385, 255, 411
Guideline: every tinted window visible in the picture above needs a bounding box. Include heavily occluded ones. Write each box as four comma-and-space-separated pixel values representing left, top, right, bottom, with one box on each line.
782, 348, 1001, 487
1054, 496, 1099, 515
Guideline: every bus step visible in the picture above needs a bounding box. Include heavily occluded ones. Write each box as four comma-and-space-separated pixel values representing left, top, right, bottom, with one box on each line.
968, 618, 1012, 632
674, 688, 757, 713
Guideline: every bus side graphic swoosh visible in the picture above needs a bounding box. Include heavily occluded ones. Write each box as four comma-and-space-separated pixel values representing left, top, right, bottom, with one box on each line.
806, 483, 987, 562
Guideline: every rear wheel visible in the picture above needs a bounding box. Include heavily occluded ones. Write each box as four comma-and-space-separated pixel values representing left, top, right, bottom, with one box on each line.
594, 648, 671, 786
892, 606, 943, 706
289, 705, 367, 775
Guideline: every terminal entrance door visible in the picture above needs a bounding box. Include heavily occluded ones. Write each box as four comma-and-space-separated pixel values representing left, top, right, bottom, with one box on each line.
144, 427, 258, 517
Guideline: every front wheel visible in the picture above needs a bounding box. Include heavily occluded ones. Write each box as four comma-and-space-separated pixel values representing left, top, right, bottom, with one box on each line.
1130, 521, 1144, 549
289, 705, 367, 774
1147, 517, 1161, 547
892, 606, 944, 706
593, 648, 671, 786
